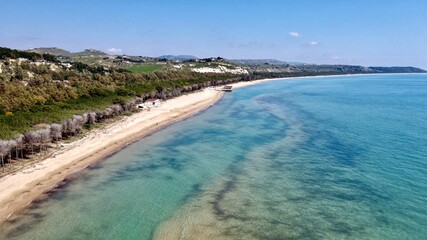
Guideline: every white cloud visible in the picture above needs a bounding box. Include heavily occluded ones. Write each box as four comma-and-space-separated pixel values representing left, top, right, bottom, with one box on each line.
332, 56, 340, 60
107, 48, 122, 53
288, 32, 300, 37
308, 41, 318, 46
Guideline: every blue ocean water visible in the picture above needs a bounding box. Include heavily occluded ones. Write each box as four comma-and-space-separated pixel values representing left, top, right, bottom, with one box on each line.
0, 74, 426, 239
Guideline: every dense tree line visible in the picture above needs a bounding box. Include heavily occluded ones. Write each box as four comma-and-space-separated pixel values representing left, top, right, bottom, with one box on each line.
0, 73, 247, 169
0, 97, 143, 170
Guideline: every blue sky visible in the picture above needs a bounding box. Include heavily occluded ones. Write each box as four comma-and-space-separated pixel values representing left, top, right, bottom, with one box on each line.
1, 0, 426, 68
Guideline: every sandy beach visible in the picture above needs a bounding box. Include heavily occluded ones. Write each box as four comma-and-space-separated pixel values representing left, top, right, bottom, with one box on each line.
0, 88, 223, 223
230, 74, 356, 89
0, 73, 394, 223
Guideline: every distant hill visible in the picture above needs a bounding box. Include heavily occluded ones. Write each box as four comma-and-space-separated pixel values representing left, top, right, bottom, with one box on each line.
287, 61, 307, 66
28, 48, 108, 57
158, 55, 198, 61
1, 47, 57, 61
22, 47, 426, 74
298, 64, 374, 73
73, 49, 108, 57
28, 47, 72, 57
369, 66, 426, 73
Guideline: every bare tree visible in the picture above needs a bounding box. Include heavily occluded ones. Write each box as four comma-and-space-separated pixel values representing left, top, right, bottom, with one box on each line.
15, 134, 24, 159
38, 128, 51, 151
88, 112, 96, 124
126, 99, 138, 111
95, 110, 104, 121
111, 105, 122, 116
122, 102, 130, 112
32, 130, 42, 152
82, 113, 89, 124
6, 140, 16, 160
24, 131, 39, 154
61, 120, 68, 136
64, 119, 76, 136
0, 140, 8, 169
135, 97, 143, 104
103, 108, 113, 119
50, 123, 62, 142
72, 115, 84, 133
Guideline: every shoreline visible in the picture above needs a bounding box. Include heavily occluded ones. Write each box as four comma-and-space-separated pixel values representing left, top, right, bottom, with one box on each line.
231, 72, 427, 89
0, 89, 223, 223
0, 72, 423, 223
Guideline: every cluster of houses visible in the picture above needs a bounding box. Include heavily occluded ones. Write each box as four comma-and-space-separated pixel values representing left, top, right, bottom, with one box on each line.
137, 98, 161, 110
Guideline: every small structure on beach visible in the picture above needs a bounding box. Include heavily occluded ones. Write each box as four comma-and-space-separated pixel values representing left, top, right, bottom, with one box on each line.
214, 86, 233, 92
222, 86, 233, 92
144, 98, 161, 108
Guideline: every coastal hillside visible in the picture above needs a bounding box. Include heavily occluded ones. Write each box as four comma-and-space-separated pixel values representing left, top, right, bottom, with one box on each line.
0, 47, 243, 139
369, 66, 425, 73
236, 62, 426, 79
1, 2, 426, 239
28, 47, 72, 57
0, 45, 425, 170
1, 46, 426, 139
0, 46, 246, 173
28, 47, 108, 57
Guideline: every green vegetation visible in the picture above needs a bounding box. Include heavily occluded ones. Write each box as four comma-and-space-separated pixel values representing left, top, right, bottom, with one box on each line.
127, 64, 163, 73
0, 47, 248, 170
0, 47, 57, 62
1, 46, 425, 141
369, 66, 426, 73
0, 47, 245, 139
0, 95, 127, 139
0, 45, 426, 170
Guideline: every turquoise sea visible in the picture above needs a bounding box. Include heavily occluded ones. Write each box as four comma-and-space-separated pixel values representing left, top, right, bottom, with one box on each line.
1, 74, 426, 239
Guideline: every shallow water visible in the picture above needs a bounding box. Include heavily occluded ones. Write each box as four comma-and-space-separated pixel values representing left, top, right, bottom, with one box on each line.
1, 74, 426, 239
